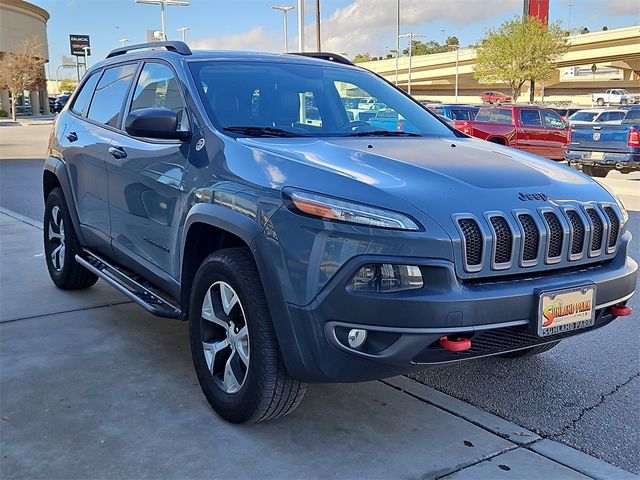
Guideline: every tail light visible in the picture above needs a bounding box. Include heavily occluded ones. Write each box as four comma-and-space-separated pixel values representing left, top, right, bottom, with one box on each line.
457, 121, 472, 135
567, 127, 572, 144
628, 128, 640, 147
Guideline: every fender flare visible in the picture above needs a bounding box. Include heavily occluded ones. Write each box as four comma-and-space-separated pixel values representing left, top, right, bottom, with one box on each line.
43, 156, 85, 244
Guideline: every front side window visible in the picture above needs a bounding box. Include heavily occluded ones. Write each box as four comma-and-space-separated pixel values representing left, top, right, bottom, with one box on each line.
543, 110, 565, 128
130, 62, 188, 130
71, 72, 100, 116
87, 64, 137, 127
520, 109, 542, 126
450, 109, 471, 121
188, 61, 452, 137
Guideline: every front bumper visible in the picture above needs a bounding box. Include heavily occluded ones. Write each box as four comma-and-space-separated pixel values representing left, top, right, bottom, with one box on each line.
565, 151, 640, 171
282, 235, 637, 382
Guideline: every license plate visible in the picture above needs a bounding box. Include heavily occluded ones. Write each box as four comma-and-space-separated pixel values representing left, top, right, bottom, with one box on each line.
590, 152, 605, 160
538, 285, 596, 337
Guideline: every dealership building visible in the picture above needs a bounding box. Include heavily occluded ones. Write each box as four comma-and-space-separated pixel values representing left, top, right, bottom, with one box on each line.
0, 0, 50, 115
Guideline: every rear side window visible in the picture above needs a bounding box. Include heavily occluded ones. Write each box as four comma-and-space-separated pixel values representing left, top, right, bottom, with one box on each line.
70, 72, 100, 116
88, 64, 137, 127
130, 62, 188, 130
475, 109, 491, 121
492, 108, 513, 124
623, 110, 640, 122
520, 109, 542, 126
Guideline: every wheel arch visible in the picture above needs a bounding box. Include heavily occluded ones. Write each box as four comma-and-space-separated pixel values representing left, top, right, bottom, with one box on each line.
43, 157, 84, 243
487, 136, 507, 145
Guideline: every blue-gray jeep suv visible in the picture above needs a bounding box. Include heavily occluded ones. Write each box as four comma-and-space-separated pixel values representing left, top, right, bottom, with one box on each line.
43, 42, 637, 423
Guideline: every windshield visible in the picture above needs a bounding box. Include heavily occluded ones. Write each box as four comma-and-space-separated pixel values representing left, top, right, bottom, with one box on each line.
188, 60, 453, 138
569, 111, 598, 122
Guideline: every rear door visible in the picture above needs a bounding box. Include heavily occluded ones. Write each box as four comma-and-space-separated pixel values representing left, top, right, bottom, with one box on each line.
517, 108, 545, 155
106, 61, 192, 280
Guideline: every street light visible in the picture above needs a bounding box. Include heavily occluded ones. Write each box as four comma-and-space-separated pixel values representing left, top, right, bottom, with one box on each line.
82, 46, 90, 75
441, 29, 446, 44
272, 5, 294, 52
119, 38, 129, 47
177, 26, 190, 42
387, 48, 400, 85
134, 0, 190, 41
297, 0, 305, 52
398, 32, 426, 96
449, 44, 460, 103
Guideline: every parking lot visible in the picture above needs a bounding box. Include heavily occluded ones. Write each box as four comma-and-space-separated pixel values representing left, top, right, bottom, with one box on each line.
1, 120, 639, 478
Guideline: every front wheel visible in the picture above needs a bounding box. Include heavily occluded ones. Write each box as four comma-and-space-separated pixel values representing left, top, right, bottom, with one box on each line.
596, 98, 605, 106
189, 248, 307, 423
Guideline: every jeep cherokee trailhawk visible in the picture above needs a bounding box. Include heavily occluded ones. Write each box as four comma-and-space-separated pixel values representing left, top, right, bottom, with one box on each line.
43, 42, 637, 423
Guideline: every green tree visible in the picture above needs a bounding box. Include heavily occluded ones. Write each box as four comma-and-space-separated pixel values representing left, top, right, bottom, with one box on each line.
474, 16, 568, 102
352, 53, 371, 63
59, 78, 77, 93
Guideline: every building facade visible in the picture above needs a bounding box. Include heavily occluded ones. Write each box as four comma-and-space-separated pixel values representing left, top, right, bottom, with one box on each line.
0, 0, 50, 115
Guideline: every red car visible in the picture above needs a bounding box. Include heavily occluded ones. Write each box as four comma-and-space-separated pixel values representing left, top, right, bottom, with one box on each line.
454, 105, 569, 160
480, 91, 511, 104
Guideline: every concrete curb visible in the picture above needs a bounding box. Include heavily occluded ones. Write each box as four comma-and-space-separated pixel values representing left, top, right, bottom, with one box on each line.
0, 207, 42, 230
384, 376, 638, 479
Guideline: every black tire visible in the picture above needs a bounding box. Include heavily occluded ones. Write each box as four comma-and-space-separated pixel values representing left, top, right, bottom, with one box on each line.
596, 98, 604, 106
44, 187, 98, 290
189, 248, 307, 423
582, 165, 609, 178
500, 341, 560, 358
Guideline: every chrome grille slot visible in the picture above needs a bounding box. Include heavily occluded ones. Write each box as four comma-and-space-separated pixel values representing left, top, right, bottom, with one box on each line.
565, 209, 585, 256
542, 211, 563, 260
489, 216, 512, 266
585, 208, 603, 253
603, 206, 619, 251
457, 218, 483, 268
518, 214, 539, 264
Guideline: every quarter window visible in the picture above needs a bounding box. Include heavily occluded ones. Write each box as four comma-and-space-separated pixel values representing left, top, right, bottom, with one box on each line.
70, 72, 100, 116
87, 64, 137, 127
130, 62, 188, 130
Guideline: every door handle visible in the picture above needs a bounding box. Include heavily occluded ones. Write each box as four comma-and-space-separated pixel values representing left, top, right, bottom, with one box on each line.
65, 131, 78, 142
108, 146, 127, 159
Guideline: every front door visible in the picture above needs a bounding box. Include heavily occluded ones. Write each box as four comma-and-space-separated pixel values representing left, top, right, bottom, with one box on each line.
542, 109, 569, 160
106, 61, 191, 279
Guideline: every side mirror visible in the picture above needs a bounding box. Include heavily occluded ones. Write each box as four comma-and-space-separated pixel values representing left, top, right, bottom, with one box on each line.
125, 108, 190, 141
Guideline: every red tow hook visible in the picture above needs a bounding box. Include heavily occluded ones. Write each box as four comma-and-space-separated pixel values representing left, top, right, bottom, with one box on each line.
609, 303, 632, 317
439, 336, 472, 352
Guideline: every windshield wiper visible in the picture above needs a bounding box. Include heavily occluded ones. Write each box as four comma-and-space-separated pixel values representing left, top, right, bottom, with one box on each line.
224, 126, 304, 137
348, 130, 422, 137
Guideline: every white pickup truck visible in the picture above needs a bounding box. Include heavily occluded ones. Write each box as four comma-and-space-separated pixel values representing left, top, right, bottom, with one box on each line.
592, 89, 640, 106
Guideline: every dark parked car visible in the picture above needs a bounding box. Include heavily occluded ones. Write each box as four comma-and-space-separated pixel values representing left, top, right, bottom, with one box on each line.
43, 42, 637, 424
428, 104, 479, 121
480, 91, 511, 104
551, 107, 582, 119
53, 94, 70, 113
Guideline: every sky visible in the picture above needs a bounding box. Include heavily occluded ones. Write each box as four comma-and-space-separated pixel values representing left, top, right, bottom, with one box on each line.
35, 0, 640, 79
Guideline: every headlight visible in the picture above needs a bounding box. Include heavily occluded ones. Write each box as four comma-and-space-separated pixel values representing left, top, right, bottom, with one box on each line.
350, 263, 423, 293
285, 190, 421, 231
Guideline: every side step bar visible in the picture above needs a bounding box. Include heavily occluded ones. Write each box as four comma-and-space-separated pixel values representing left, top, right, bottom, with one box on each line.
75, 250, 182, 319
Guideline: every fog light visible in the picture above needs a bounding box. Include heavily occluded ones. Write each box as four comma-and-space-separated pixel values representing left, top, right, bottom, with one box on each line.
349, 264, 423, 293
348, 329, 367, 348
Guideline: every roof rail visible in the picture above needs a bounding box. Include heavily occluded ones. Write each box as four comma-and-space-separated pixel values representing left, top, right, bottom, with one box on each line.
289, 52, 354, 66
106, 41, 192, 59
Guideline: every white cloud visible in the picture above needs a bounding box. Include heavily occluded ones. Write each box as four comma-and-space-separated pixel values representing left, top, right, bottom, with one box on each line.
601, 0, 640, 15
191, 26, 281, 52
305, 0, 521, 55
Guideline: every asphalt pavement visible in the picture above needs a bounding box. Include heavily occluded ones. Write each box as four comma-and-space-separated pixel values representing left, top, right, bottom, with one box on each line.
1, 120, 639, 476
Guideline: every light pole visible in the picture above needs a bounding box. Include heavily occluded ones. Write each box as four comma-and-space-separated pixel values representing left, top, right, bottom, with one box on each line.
449, 44, 460, 103
177, 26, 190, 42
119, 38, 129, 47
396, 0, 400, 87
315, 0, 321, 52
387, 48, 400, 85
272, 5, 294, 52
135, 0, 190, 41
398, 33, 426, 96
441, 29, 446, 44
297, 0, 305, 52
82, 46, 90, 75
567, 0, 573, 34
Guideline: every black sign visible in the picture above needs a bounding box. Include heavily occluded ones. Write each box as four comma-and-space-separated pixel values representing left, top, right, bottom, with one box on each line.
69, 34, 91, 56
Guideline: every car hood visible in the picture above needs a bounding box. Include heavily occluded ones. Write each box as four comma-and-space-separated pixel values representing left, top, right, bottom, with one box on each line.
237, 136, 613, 218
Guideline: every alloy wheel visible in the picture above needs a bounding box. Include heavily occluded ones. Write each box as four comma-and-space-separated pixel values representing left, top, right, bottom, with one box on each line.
48, 205, 66, 271
200, 281, 249, 394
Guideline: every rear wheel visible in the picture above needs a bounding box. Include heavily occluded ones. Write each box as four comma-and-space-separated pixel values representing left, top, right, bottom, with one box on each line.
596, 98, 605, 106
500, 341, 560, 358
44, 188, 98, 290
189, 248, 307, 423
582, 165, 609, 178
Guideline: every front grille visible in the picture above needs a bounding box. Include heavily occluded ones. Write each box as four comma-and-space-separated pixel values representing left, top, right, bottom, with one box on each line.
543, 211, 563, 258
566, 210, 585, 255
453, 203, 621, 275
490, 216, 512, 264
586, 208, 603, 252
518, 214, 539, 262
458, 218, 483, 266
603, 206, 619, 249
